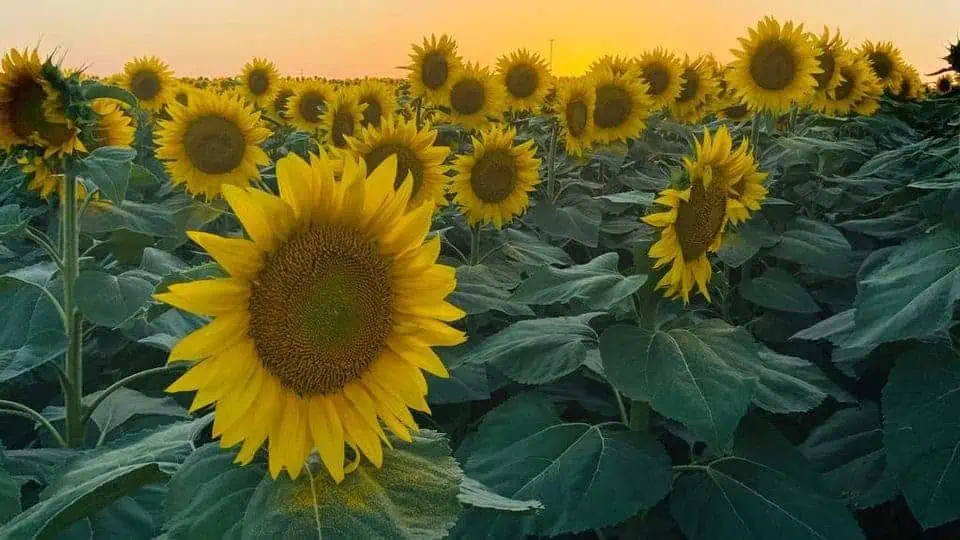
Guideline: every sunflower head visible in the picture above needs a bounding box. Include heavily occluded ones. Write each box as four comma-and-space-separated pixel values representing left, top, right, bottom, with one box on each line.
354, 79, 397, 128
669, 55, 720, 124
636, 48, 684, 109
860, 40, 905, 92
496, 48, 552, 111
322, 89, 365, 149
818, 54, 882, 117
444, 62, 504, 130
895, 63, 923, 101
155, 91, 271, 199
590, 65, 653, 144
240, 58, 280, 107
407, 34, 462, 104
286, 81, 335, 133
270, 80, 295, 121
812, 27, 849, 94
173, 83, 193, 107
588, 55, 638, 78
554, 76, 596, 156
945, 40, 960, 73
937, 74, 955, 94
122, 56, 175, 112
88, 99, 135, 150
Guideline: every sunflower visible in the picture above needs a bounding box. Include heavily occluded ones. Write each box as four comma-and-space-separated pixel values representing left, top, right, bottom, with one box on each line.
810, 28, 849, 101
88, 99, 135, 150
895, 63, 923, 101
588, 55, 638, 77
269, 80, 295, 121
554, 76, 596, 156
155, 153, 465, 481
239, 58, 280, 108
818, 55, 881, 117
286, 81, 334, 133
122, 56, 175, 112
937, 75, 955, 94
643, 127, 766, 302
860, 41, 905, 93
668, 56, 720, 124
354, 79, 396, 128
322, 89, 364, 150
636, 48, 684, 110
155, 91, 271, 199
173, 83, 194, 107
407, 34, 462, 105
496, 48, 551, 111
344, 115, 449, 208
450, 125, 540, 228
728, 17, 822, 114
444, 63, 504, 130
590, 66, 652, 144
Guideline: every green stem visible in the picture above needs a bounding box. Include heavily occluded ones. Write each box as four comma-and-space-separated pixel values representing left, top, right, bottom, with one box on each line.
611, 385, 629, 425
545, 120, 559, 201
414, 97, 423, 130
629, 400, 650, 432
81, 364, 188, 427
0, 399, 68, 448
24, 227, 63, 270
749, 113, 760, 149
62, 167, 84, 447
468, 224, 481, 266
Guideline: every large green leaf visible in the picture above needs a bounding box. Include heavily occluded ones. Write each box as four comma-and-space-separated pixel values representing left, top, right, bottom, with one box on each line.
670, 415, 865, 540
76, 270, 155, 328
0, 204, 27, 237
751, 348, 854, 414
0, 264, 66, 382
457, 477, 542, 512
739, 268, 820, 313
527, 199, 603, 247
599, 320, 758, 450
463, 393, 671, 536
67, 147, 136, 204
0, 446, 21, 523
883, 342, 960, 528
428, 341, 490, 405
43, 388, 189, 444
493, 228, 573, 268
511, 253, 646, 310
448, 265, 533, 317
464, 313, 601, 384
81, 200, 179, 237
770, 218, 853, 276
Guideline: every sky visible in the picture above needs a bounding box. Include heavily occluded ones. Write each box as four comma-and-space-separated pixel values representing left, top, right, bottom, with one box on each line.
2, 0, 958, 79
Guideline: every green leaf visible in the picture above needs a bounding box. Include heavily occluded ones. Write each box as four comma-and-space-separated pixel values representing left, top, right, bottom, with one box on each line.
465, 313, 601, 384
670, 415, 865, 540
599, 320, 758, 450
0, 447, 21, 523
457, 477, 543, 512
883, 342, 960, 528
770, 217, 853, 276
463, 393, 671, 536
68, 147, 136, 204
847, 231, 960, 347
448, 265, 533, 317
0, 265, 66, 382
801, 404, 897, 509
739, 268, 821, 313
596, 190, 655, 205
527, 199, 603, 247
89, 388, 189, 440
751, 348, 854, 414
428, 341, 490, 405
494, 229, 573, 268
511, 253, 646, 310
790, 309, 856, 345
0, 204, 26, 237
240, 430, 461, 540
76, 270, 155, 327
81, 200, 179, 238
717, 224, 763, 268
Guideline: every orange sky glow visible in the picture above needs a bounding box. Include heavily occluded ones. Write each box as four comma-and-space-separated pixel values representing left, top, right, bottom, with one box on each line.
2, 0, 958, 79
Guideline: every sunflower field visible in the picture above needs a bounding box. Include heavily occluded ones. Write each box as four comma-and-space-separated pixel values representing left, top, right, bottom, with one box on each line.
0, 17, 959, 540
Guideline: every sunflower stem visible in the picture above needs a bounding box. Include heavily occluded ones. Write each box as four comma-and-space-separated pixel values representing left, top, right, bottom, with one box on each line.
414, 97, 423, 130
468, 224, 481, 266
0, 400, 68, 448
62, 165, 84, 448
612, 385, 629, 425
546, 120, 559, 201
749, 113, 761, 149
629, 399, 650, 432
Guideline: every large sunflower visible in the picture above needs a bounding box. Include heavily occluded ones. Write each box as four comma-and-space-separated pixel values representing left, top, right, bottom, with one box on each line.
817, 55, 881, 117
860, 41, 905, 93
344, 115, 450, 208
636, 48, 684, 110
644, 127, 766, 302
286, 81, 334, 133
88, 99, 135, 150
554, 76, 596, 156
444, 63, 504, 130
407, 34, 462, 105
155, 91, 271, 199
496, 48, 552, 111
354, 79, 397, 128
728, 17, 822, 114
239, 58, 280, 108
668, 55, 720, 124
451, 125, 540, 228
590, 66, 652, 144
155, 153, 465, 481
322, 89, 364, 150
122, 56, 175, 113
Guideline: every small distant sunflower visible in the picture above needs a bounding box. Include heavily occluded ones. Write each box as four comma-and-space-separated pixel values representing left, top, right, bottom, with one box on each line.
937, 75, 955, 94
354, 79, 396, 128
270, 80, 295, 121
895, 63, 923, 101
636, 48, 684, 110
728, 17, 822, 113
286, 81, 334, 133
122, 56, 175, 112
818, 55, 881, 117
156, 91, 271, 199
88, 99, 135, 150
444, 63, 504, 130
239, 58, 280, 108
554, 76, 596, 156
590, 66, 652, 144
322, 89, 364, 150
173, 83, 194, 107
156, 153, 465, 481
811, 28, 849, 100
451, 125, 540, 228
668, 56, 720, 124
345, 115, 450, 208
588, 55, 637, 77
860, 41, 905, 93
407, 34, 462, 104
496, 49, 552, 111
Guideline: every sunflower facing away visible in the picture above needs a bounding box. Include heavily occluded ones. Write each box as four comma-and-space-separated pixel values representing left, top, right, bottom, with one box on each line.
860, 41, 905, 93
497, 48, 552, 112
644, 126, 767, 302
354, 79, 397, 128
88, 99, 135, 150
286, 81, 334, 133
668, 56, 720, 124
636, 48, 684, 110
444, 62, 504, 130
407, 34, 462, 105
155, 91, 271, 199
239, 58, 280, 108
323, 89, 365, 150
554, 76, 596, 156
122, 56, 175, 113
590, 65, 652, 144
345, 115, 450, 208
818, 55, 882, 117
728, 17, 822, 114
451, 125, 541, 228
155, 153, 465, 481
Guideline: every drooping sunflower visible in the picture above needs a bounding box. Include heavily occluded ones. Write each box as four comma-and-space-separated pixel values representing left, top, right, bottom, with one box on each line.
269, 80, 295, 121
554, 76, 596, 156
644, 127, 766, 302
810, 28, 849, 103
155, 153, 465, 481
496, 48, 552, 111
344, 115, 450, 208
322, 89, 365, 150
354, 79, 397, 128
450, 125, 541, 228
860, 41, 905, 93
444, 63, 504, 130
239, 58, 280, 108
636, 48, 684, 110
668, 56, 720, 124
818, 55, 881, 117
728, 17, 822, 114
122, 56, 175, 112
155, 91, 271, 199
286, 81, 334, 133
588, 55, 638, 77
88, 99, 135, 150
407, 34, 462, 105
590, 66, 652, 144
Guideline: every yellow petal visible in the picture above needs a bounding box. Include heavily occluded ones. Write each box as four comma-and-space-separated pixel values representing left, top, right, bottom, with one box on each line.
154, 279, 249, 317
168, 312, 248, 363
276, 153, 314, 222
308, 395, 345, 483
222, 185, 279, 250
333, 394, 384, 468
186, 231, 263, 279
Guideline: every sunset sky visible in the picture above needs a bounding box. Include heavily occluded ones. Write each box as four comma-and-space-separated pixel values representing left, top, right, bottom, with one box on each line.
3, 0, 958, 79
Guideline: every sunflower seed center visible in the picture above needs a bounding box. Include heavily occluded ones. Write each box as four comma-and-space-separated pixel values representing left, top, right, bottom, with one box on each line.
506, 65, 539, 98
470, 148, 517, 203
450, 78, 486, 115
565, 99, 588, 136
422, 52, 449, 90
678, 68, 700, 102
247, 70, 270, 96
364, 142, 425, 197
9, 77, 48, 139
360, 97, 383, 126
834, 70, 856, 101
298, 92, 326, 123
813, 50, 836, 90
274, 89, 293, 115
184, 115, 246, 174
642, 65, 671, 96
593, 83, 632, 128
868, 52, 893, 79
331, 110, 355, 148
130, 70, 162, 101
749, 40, 796, 91
675, 180, 727, 261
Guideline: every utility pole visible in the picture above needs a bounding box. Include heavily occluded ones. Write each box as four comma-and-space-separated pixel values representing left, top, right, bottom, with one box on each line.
549, 38, 555, 71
